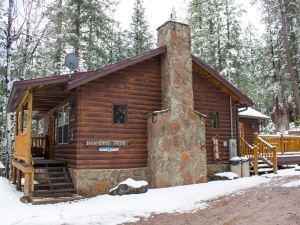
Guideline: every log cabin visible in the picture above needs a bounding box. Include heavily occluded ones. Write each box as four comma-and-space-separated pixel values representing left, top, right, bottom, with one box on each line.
8, 20, 256, 201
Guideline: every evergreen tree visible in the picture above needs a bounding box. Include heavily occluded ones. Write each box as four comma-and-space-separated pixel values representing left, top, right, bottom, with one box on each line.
188, 0, 244, 85
128, 0, 153, 56
256, 0, 300, 128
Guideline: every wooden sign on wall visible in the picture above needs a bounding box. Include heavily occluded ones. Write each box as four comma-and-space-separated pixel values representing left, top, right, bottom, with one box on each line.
85, 140, 131, 147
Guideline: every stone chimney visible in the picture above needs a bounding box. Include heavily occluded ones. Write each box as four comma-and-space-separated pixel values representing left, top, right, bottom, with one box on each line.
157, 21, 194, 112
147, 21, 206, 188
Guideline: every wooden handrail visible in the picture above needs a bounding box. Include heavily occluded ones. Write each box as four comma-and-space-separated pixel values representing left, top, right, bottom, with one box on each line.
240, 137, 254, 158
254, 132, 278, 174
257, 136, 275, 149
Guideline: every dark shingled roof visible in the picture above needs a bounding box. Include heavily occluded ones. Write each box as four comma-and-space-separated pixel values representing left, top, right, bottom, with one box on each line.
7, 45, 253, 112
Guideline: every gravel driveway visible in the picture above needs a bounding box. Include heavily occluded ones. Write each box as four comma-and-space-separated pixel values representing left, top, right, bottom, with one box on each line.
123, 175, 300, 225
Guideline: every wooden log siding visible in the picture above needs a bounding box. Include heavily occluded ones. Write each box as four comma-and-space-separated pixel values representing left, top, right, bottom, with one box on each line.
239, 117, 259, 145
76, 57, 162, 169
193, 71, 237, 163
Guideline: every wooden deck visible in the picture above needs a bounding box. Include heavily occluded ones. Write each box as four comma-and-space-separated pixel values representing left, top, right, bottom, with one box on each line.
277, 153, 300, 166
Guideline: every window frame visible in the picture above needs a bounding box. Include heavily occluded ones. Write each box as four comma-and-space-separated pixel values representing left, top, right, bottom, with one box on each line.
209, 112, 219, 129
56, 103, 70, 144
112, 103, 128, 125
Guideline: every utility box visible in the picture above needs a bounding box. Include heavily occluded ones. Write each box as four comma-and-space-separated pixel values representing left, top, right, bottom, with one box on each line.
229, 139, 237, 159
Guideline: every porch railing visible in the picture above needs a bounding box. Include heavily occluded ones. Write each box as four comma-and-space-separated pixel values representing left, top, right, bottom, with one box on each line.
31, 136, 47, 157
259, 134, 300, 154
240, 137, 254, 158
14, 132, 30, 162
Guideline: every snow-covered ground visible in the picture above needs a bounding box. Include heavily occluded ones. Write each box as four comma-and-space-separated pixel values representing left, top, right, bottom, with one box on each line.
1, 169, 299, 225
281, 180, 300, 187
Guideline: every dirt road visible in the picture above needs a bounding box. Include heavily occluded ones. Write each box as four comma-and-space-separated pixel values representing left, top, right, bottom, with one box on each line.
123, 175, 300, 225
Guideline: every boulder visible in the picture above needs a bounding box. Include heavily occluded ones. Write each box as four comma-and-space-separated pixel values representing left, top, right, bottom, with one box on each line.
109, 178, 148, 196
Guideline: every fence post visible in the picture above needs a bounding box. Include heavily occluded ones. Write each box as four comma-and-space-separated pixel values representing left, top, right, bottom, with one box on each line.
273, 146, 278, 174
253, 132, 259, 175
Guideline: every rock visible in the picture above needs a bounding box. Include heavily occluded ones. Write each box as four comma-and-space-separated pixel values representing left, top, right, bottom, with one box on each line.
109, 178, 148, 196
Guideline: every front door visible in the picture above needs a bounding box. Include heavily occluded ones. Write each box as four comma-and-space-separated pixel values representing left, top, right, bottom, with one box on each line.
239, 122, 245, 139
49, 116, 56, 159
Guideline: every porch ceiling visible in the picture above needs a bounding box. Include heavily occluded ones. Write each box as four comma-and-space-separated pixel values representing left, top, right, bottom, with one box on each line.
7, 76, 74, 120
32, 84, 74, 119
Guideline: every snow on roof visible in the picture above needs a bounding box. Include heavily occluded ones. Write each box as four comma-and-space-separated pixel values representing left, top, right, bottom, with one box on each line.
0, 161, 5, 169
239, 107, 269, 119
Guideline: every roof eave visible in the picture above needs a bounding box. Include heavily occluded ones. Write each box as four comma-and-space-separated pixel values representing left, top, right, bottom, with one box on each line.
67, 46, 167, 90
7, 75, 69, 112
192, 55, 254, 106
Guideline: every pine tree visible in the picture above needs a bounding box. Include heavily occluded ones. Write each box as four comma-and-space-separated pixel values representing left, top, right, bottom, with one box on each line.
257, 0, 300, 128
128, 0, 153, 56
188, 0, 244, 85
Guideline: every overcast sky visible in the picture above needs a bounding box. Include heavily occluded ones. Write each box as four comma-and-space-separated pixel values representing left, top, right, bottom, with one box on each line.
115, 0, 265, 36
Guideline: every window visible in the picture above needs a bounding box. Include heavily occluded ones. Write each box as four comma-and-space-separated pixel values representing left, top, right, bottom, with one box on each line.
57, 104, 69, 144
209, 112, 219, 128
113, 104, 127, 124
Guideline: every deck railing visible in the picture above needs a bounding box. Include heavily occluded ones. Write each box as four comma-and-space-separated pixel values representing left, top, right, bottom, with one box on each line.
32, 136, 46, 149
254, 133, 277, 175
14, 132, 30, 162
259, 134, 300, 154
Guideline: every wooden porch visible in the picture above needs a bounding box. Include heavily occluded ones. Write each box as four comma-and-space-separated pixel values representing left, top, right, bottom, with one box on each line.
10, 87, 80, 203
240, 133, 300, 175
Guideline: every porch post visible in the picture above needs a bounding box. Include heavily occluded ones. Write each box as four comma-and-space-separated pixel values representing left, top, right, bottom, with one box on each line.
16, 169, 21, 190
24, 90, 33, 197
49, 116, 55, 159
253, 132, 259, 175
26, 90, 33, 164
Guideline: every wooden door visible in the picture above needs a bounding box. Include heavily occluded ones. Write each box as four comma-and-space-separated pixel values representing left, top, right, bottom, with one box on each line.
239, 122, 245, 139
49, 116, 55, 159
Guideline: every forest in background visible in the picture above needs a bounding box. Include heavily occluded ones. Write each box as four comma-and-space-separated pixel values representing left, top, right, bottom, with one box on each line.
0, 0, 299, 166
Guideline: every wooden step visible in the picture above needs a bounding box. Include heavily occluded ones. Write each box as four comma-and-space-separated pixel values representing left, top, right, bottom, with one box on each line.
32, 188, 75, 197
257, 163, 271, 168
35, 182, 73, 188
31, 194, 84, 205
258, 168, 273, 174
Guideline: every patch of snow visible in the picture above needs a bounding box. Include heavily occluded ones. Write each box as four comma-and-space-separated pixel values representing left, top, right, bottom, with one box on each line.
0, 176, 270, 225
214, 172, 238, 180
230, 156, 241, 161
0, 161, 5, 169
262, 168, 300, 178
20, 178, 38, 185
239, 107, 269, 119
110, 178, 148, 192
281, 180, 300, 188
0, 177, 23, 204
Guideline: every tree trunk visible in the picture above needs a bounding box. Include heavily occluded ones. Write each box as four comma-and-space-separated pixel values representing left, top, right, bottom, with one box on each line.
278, 0, 300, 117
54, 0, 63, 75
4, 0, 14, 178
74, 0, 81, 57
